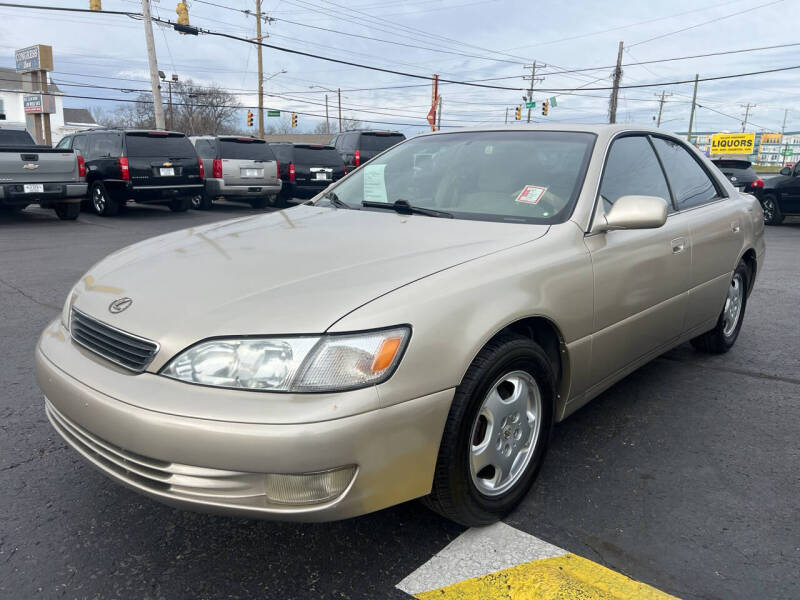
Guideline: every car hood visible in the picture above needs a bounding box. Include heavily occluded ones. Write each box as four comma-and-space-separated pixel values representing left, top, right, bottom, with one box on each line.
72, 204, 549, 365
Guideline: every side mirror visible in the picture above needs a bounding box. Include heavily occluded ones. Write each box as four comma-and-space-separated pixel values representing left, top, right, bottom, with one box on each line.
594, 195, 668, 232
779, 167, 791, 176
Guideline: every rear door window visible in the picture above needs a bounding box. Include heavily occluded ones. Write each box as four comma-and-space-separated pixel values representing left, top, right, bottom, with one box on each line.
89, 133, 122, 158
651, 137, 718, 209
72, 135, 88, 156
293, 146, 342, 165
125, 133, 196, 157
359, 132, 405, 152
599, 136, 672, 212
219, 139, 276, 161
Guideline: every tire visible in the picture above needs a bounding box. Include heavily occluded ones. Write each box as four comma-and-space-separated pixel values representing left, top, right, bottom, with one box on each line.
169, 197, 191, 212
249, 196, 269, 209
90, 182, 119, 216
423, 335, 555, 526
691, 260, 749, 354
54, 203, 80, 220
760, 194, 784, 226
191, 191, 213, 210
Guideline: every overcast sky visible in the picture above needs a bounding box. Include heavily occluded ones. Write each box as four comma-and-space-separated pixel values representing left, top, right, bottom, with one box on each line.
0, 0, 798, 135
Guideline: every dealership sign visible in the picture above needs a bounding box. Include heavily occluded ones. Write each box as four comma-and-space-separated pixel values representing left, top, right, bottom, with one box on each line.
710, 133, 755, 155
23, 94, 55, 114
15, 44, 54, 73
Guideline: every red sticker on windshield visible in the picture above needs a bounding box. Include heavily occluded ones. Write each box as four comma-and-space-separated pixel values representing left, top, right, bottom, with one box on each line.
515, 185, 547, 205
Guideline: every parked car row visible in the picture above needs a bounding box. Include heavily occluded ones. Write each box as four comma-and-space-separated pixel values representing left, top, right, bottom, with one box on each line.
1, 125, 406, 219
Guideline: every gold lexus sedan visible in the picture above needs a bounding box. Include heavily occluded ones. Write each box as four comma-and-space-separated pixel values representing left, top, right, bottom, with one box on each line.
36, 125, 765, 526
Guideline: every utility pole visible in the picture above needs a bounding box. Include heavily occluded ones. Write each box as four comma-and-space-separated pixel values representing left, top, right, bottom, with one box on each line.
608, 41, 624, 124
505, 107, 509, 124
325, 94, 330, 134
141, 0, 166, 129
780, 109, 789, 165
741, 103, 756, 132
655, 91, 672, 127
436, 96, 442, 132
256, 0, 264, 138
687, 73, 699, 144
523, 61, 543, 123
338, 88, 342, 132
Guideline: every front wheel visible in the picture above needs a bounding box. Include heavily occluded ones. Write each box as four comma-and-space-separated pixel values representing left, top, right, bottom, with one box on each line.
691, 260, 749, 354
423, 335, 555, 526
760, 194, 784, 226
54, 203, 80, 220
191, 192, 213, 210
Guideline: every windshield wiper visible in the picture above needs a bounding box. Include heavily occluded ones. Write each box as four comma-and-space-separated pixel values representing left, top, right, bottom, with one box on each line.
318, 191, 353, 209
362, 199, 453, 218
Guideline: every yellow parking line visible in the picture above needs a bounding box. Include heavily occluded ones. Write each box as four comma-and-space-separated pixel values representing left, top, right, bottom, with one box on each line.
414, 553, 679, 600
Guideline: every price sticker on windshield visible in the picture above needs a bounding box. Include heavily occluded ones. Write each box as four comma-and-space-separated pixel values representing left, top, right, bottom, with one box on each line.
515, 185, 547, 205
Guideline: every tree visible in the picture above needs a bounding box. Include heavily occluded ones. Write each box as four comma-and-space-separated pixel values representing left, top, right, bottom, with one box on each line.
342, 116, 363, 131
313, 120, 334, 134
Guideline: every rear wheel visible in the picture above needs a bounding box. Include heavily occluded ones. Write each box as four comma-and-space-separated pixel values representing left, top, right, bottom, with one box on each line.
249, 196, 270, 209
423, 335, 555, 526
760, 194, 784, 225
54, 203, 80, 220
169, 197, 191, 212
191, 191, 213, 210
90, 182, 119, 216
691, 260, 749, 354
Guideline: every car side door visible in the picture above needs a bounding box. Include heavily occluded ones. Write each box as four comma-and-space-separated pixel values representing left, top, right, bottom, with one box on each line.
782, 163, 800, 213
584, 134, 691, 386
650, 136, 745, 333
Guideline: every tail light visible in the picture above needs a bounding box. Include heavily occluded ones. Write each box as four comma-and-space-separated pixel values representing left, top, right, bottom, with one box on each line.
197, 157, 205, 179
751, 178, 763, 189
76, 154, 86, 178
118, 157, 129, 181
289, 162, 296, 182
354, 149, 361, 167
212, 158, 222, 179
275, 161, 280, 179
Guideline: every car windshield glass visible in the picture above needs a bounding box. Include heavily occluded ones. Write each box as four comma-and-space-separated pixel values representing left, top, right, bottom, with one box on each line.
360, 133, 405, 152
325, 131, 595, 224
0, 130, 35, 146
219, 139, 275, 160
294, 146, 342, 165
125, 133, 195, 157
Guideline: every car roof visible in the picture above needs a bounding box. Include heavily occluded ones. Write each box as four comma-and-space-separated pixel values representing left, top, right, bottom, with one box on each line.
86, 127, 187, 136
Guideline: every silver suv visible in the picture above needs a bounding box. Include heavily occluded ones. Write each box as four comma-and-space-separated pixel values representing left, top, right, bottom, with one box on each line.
190, 136, 282, 209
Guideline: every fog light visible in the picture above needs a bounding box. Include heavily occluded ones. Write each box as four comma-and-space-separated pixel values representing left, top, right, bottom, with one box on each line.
263, 466, 356, 505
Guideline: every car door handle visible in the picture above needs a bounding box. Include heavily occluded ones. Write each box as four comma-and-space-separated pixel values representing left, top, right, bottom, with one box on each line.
731, 221, 741, 233
671, 237, 686, 254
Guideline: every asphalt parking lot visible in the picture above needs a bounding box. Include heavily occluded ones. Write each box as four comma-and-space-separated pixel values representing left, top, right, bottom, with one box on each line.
1, 204, 798, 599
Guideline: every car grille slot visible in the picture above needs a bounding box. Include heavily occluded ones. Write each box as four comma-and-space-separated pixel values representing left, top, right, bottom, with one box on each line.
70, 308, 158, 372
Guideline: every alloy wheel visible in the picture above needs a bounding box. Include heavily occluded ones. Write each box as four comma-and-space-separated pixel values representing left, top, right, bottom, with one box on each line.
469, 370, 542, 496
93, 186, 106, 214
722, 273, 744, 337
762, 199, 774, 223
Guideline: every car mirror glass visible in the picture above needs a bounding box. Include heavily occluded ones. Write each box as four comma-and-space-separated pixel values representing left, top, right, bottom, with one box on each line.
595, 195, 668, 232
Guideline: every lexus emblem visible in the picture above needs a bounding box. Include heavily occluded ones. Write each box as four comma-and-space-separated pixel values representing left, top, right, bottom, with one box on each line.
109, 297, 133, 314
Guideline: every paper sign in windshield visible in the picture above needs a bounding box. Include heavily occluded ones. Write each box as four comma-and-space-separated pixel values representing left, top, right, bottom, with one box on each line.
363, 164, 388, 203
515, 185, 547, 205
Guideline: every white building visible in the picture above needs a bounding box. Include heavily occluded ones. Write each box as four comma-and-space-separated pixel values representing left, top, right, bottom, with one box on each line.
0, 67, 97, 143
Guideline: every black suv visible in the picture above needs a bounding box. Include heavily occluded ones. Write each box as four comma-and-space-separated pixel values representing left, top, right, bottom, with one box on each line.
330, 130, 405, 170
269, 143, 345, 200
757, 162, 800, 225
56, 129, 203, 216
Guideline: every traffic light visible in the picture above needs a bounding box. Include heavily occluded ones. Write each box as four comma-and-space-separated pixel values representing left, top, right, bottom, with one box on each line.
291, 113, 298, 128
89, 0, 101, 10
515, 105, 522, 120
176, 1, 190, 26
542, 100, 549, 116
247, 110, 254, 127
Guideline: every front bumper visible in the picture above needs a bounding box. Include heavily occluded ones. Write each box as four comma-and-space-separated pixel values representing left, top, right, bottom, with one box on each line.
0, 182, 87, 206
35, 320, 453, 521
205, 178, 282, 197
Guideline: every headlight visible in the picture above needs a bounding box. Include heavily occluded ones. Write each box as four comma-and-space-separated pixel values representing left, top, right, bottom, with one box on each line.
161, 326, 410, 393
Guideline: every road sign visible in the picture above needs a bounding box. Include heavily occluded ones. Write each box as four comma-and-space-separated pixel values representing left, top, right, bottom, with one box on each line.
525, 101, 535, 109
781, 147, 793, 157
15, 45, 53, 73
23, 93, 55, 114
267, 110, 281, 117
710, 132, 755, 155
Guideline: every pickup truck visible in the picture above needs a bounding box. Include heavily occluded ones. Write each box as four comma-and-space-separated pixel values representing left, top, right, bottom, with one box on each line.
0, 127, 87, 220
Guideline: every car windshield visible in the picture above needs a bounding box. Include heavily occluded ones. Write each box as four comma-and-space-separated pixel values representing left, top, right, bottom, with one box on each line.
325, 130, 595, 223
219, 139, 275, 161
126, 133, 195, 158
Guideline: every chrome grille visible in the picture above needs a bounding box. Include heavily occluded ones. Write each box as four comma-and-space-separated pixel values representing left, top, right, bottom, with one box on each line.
70, 307, 158, 372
